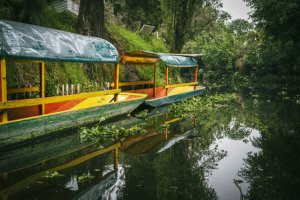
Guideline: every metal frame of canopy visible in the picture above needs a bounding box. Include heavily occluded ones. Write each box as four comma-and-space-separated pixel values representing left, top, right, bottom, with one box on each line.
0, 20, 121, 124
118, 50, 202, 97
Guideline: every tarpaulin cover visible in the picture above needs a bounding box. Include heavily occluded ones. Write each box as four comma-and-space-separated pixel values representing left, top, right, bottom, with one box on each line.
123, 50, 201, 67
0, 20, 119, 63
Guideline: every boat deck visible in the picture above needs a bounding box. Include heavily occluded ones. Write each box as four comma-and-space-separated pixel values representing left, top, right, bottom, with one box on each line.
125, 85, 206, 100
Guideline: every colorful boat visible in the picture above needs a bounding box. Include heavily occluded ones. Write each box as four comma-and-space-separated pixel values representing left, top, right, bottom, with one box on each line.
0, 20, 147, 147
117, 50, 207, 107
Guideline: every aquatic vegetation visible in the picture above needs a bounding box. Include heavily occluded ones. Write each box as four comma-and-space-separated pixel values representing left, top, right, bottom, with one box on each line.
135, 109, 149, 119
78, 172, 95, 183
79, 124, 147, 142
43, 171, 64, 179
169, 93, 237, 118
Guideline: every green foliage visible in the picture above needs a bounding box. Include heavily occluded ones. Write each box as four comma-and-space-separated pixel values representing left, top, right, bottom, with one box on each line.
124, 0, 163, 31
107, 24, 167, 52
134, 109, 149, 119
244, 0, 300, 43
183, 18, 254, 91
243, 0, 300, 88
78, 173, 95, 183
170, 93, 237, 118
107, 24, 168, 85
79, 122, 147, 142
43, 171, 64, 179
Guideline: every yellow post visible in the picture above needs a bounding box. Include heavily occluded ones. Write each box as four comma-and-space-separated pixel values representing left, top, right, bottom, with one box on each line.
114, 64, 119, 102
165, 66, 169, 96
114, 144, 119, 170
194, 66, 198, 90
0, 59, 8, 123
164, 127, 168, 141
39, 62, 45, 115
153, 64, 156, 97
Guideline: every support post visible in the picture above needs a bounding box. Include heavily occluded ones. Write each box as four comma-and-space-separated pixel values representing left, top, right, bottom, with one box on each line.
114, 145, 119, 170
114, 64, 120, 102
165, 66, 169, 96
164, 127, 168, 141
194, 66, 198, 90
39, 62, 45, 115
153, 63, 156, 97
0, 59, 8, 123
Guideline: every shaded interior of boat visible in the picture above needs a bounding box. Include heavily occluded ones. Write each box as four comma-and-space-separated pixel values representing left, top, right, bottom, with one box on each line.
117, 50, 206, 102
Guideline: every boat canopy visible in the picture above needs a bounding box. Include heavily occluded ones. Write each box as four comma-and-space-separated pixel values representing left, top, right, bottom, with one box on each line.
0, 20, 119, 63
121, 50, 201, 67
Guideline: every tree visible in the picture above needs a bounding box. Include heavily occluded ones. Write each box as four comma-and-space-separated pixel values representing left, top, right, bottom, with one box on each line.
0, 0, 54, 25
243, 0, 300, 76
244, 0, 300, 42
77, 0, 105, 38
124, 0, 163, 31
161, 0, 221, 52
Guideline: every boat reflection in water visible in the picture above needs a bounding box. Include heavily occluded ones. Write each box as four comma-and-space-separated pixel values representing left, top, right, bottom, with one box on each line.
0, 107, 198, 200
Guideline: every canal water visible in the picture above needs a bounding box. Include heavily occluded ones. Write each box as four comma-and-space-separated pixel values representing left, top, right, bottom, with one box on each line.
0, 93, 300, 200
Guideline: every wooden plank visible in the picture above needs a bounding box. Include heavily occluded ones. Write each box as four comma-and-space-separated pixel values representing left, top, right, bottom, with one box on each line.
164, 82, 198, 89
1, 59, 8, 122
0, 89, 121, 110
7, 87, 40, 94
111, 80, 154, 87
121, 56, 159, 64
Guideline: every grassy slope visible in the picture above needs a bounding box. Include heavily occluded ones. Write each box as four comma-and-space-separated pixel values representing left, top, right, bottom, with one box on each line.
107, 24, 168, 86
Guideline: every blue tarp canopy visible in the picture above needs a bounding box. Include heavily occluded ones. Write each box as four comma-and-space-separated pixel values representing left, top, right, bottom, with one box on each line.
122, 50, 201, 67
0, 20, 119, 63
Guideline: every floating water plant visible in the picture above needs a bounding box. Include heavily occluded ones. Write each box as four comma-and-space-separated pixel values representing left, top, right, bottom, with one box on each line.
79, 124, 147, 142
169, 93, 237, 118
78, 172, 95, 183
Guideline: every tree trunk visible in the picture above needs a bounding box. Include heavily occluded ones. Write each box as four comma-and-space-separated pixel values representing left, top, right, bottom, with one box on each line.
77, 0, 105, 38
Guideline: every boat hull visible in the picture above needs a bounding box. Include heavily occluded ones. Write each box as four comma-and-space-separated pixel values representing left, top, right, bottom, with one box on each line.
145, 87, 206, 107
0, 96, 146, 148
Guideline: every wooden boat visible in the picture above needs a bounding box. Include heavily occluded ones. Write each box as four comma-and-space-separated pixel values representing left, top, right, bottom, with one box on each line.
0, 20, 147, 147
117, 50, 207, 107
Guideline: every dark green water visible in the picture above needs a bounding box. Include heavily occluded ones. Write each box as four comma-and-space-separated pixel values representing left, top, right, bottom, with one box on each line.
0, 94, 300, 200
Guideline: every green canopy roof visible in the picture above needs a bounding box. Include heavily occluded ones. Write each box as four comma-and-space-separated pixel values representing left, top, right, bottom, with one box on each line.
123, 50, 201, 67
0, 20, 119, 63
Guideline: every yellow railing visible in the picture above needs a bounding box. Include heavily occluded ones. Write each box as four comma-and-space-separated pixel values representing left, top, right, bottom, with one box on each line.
111, 80, 154, 87
0, 89, 120, 110
7, 87, 40, 94
165, 81, 198, 89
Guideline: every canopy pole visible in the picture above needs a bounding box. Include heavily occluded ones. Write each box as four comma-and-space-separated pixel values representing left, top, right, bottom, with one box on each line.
39, 62, 45, 115
114, 64, 120, 102
114, 144, 119, 170
165, 66, 169, 96
153, 64, 156, 97
194, 66, 198, 90
0, 59, 8, 123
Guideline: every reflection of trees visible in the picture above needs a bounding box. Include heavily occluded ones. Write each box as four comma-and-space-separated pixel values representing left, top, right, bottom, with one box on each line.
153, 138, 226, 200
238, 98, 300, 199
121, 137, 227, 200
195, 104, 254, 141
